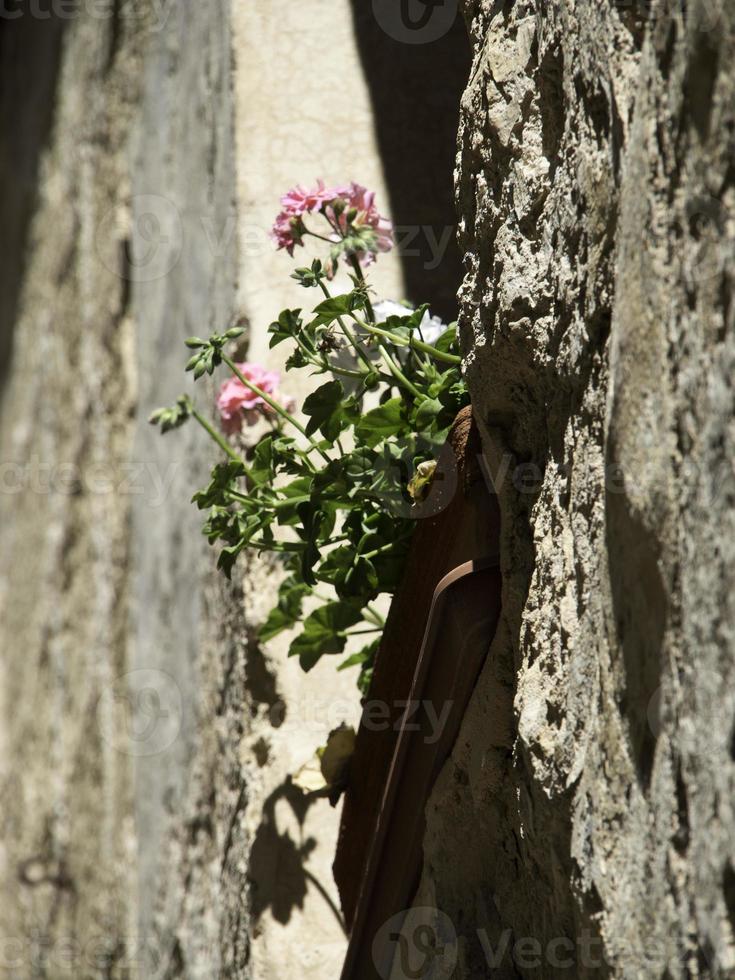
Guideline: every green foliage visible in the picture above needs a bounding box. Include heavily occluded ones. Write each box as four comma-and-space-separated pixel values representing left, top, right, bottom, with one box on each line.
150, 229, 468, 692
148, 395, 192, 433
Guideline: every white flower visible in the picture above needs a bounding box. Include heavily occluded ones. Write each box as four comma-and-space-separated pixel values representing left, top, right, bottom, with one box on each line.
373, 300, 448, 346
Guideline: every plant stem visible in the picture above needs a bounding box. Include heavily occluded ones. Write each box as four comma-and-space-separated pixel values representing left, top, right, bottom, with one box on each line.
351, 317, 461, 365
319, 359, 367, 381
293, 331, 367, 382
191, 406, 252, 469
249, 539, 304, 554
221, 354, 331, 465
304, 229, 337, 245
317, 280, 374, 372
348, 255, 376, 323
363, 541, 400, 561
365, 605, 386, 628
295, 336, 366, 381
226, 489, 252, 504
377, 342, 422, 399
270, 494, 311, 510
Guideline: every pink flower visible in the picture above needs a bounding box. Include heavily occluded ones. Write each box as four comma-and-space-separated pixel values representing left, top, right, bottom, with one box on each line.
280, 179, 340, 217
271, 180, 341, 254
216, 362, 295, 434
271, 211, 303, 256
270, 179, 394, 265
330, 182, 394, 266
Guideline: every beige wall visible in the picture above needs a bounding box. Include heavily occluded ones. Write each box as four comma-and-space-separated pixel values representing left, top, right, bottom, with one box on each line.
231, 5, 405, 976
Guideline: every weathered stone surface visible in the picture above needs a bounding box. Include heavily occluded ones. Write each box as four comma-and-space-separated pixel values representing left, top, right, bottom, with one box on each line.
0, 6, 147, 973
10, 0, 733, 977
409, 1, 735, 976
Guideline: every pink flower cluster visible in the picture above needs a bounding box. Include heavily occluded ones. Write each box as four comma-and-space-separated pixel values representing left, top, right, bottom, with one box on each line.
271, 179, 336, 255
329, 182, 394, 266
270, 179, 394, 266
217, 362, 295, 434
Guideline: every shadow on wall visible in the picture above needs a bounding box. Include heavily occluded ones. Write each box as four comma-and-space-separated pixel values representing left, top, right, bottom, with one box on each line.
348, 2, 470, 322
0, 14, 66, 401
249, 778, 346, 935
605, 438, 666, 790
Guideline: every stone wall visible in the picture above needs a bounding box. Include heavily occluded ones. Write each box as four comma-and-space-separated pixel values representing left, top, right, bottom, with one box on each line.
6, 0, 732, 977
0, 3, 148, 973
409, 1, 735, 977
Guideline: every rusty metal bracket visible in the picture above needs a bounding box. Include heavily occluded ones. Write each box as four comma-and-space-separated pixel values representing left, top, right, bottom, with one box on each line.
340, 555, 502, 980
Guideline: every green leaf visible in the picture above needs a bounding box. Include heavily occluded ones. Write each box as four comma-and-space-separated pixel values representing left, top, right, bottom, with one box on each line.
250, 436, 274, 484
217, 540, 245, 579
289, 601, 363, 671
355, 398, 407, 449
291, 258, 324, 289
432, 324, 458, 354
302, 380, 345, 441
312, 292, 365, 326
148, 395, 192, 434
414, 396, 443, 431
259, 576, 311, 642
357, 664, 374, 696
380, 304, 430, 343
191, 459, 247, 509
271, 475, 312, 525
285, 348, 309, 371
310, 459, 356, 504
317, 545, 379, 601
372, 545, 409, 595
338, 640, 379, 672
316, 545, 355, 586
268, 308, 303, 349
296, 502, 321, 587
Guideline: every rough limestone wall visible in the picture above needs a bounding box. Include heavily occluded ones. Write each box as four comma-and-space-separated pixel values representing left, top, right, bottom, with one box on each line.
0, 1, 249, 975
0, 5, 148, 973
410, 1, 735, 977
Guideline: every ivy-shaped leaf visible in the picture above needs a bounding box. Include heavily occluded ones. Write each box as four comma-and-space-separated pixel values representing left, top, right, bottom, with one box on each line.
289, 600, 364, 671
259, 576, 311, 642
302, 380, 346, 441
432, 323, 458, 354
268, 308, 304, 349
250, 436, 275, 485
355, 398, 407, 449
413, 396, 443, 432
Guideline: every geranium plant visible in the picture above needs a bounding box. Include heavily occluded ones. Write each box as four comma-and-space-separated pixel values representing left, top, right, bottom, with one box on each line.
150, 181, 468, 693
